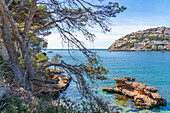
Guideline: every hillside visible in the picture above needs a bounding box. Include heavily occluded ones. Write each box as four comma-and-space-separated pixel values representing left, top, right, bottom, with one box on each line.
108, 26, 170, 51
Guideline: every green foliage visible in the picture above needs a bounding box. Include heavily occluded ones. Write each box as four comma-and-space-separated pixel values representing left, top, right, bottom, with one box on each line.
51, 54, 62, 70
83, 57, 109, 80
1, 0, 126, 112
146, 45, 152, 49
19, 52, 49, 70
1, 93, 107, 113
2, 95, 28, 113
51, 54, 62, 63
18, 57, 25, 69
116, 42, 131, 48
0, 56, 11, 77
30, 36, 48, 54
145, 36, 170, 41
32, 52, 49, 69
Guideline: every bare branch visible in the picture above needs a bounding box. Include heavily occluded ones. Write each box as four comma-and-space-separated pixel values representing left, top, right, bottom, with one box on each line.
7, 0, 13, 7
78, 0, 102, 8
34, 62, 62, 73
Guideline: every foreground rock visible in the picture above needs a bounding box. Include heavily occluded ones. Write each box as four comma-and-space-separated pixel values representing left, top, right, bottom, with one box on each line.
102, 77, 167, 109
0, 77, 11, 98
33, 69, 71, 96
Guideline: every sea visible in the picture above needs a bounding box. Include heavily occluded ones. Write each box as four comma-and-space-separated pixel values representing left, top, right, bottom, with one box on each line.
43, 49, 170, 113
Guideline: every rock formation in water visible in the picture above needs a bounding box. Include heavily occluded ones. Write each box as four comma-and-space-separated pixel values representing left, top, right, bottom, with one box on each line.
102, 77, 167, 108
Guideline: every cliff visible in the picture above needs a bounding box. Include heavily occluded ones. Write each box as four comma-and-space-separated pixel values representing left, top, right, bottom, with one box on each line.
108, 26, 170, 51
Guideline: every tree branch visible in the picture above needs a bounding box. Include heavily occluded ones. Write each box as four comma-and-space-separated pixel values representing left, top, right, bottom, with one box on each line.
34, 62, 62, 73
0, 0, 22, 42
22, 0, 37, 39
7, 0, 13, 7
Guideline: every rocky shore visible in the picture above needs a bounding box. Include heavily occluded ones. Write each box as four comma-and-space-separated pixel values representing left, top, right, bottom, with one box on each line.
0, 69, 71, 111
0, 69, 71, 98
33, 68, 71, 96
102, 77, 167, 108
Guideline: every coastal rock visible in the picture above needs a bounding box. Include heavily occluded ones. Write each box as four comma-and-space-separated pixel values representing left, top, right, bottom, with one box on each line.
47, 68, 65, 74
134, 95, 157, 108
0, 87, 11, 97
33, 69, 71, 96
114, 78, 126, 82
150, 92, 161, 100
0, 77, 11, 98
102, 77, 167, 108
146, 86, 158, 92
124, 77, 135, 81
121, 89, 138, 97
102, 87, 122, 94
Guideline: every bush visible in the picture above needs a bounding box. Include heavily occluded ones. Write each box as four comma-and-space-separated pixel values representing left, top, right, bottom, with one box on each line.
1, 93, 108, 113
0, 56, 11, 77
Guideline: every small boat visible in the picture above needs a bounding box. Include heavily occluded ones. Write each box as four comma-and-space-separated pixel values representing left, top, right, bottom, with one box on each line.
47, 51, 53, 53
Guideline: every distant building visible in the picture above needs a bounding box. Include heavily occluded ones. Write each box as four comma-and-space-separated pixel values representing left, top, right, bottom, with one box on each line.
143, 34, 148, 37
152, 45, 157, 49
130, 39, 137, 43
163, 40, 168, 44
156, 31, 162, 34
158, 45, 164, 50
149, 34, 158, 37
164, 35, 169, 37
152, 40, 163, 44
164, 28, 170, 34
166, 45, 170, 50
145, 38, 149, 41
143, 30, 150, 34
158, 34, 164, 37
157, 26, 165, 32
130, 35, 136, 38
122, 41, 126, 44
151, 31, 157, 34
134, 43, 144, 47
124, 38, 128, 41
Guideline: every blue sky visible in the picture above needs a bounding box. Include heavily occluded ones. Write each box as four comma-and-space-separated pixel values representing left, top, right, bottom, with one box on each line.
45, 0, 170, 49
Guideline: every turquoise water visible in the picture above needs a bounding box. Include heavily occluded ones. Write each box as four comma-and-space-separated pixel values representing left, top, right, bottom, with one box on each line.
45, 49, 170, 113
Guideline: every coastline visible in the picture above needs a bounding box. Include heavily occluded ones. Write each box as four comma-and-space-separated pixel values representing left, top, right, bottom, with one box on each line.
108, 50, 170, 52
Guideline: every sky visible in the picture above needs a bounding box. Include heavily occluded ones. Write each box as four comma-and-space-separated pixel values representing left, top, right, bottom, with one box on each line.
45, 0, 170, 49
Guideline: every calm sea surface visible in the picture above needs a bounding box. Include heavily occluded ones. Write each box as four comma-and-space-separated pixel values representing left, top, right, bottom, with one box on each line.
44, 49, 170, 113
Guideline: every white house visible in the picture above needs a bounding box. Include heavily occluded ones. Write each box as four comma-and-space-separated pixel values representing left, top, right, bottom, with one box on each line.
130, 39, 137, 43
152, 45, 157, 49
145, 38, 149, 41
134, 43, 144, 47
156, 31, 162, 34
130, 35, 136, 38
158, 45, 164, 50
163, 40, 168, 44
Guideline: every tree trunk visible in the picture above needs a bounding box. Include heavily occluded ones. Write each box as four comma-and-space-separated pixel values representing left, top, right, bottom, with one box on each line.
2, 16, 24, 82
20, 40, 35, 91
